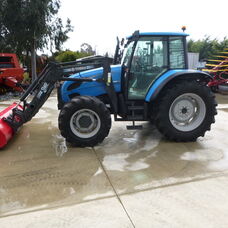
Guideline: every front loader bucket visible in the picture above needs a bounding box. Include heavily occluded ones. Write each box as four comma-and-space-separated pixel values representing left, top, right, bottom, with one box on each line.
0, 103, 21, 148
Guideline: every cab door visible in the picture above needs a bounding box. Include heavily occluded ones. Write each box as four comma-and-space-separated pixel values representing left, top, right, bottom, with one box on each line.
127, 37, 168, 100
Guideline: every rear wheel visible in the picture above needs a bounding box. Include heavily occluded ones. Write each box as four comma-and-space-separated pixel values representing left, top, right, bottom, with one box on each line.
155, 80, 217, 141
59, 96, 111, 147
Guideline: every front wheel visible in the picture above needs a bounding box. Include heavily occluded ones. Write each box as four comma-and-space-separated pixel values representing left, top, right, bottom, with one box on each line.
155, 81, 217, 142
59, 96, 111, 147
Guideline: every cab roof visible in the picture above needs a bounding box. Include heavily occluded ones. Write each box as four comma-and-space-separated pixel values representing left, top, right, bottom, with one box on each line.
127, 32, 189, 39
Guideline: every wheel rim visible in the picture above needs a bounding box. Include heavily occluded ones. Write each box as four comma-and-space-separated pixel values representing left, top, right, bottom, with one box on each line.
70, 109, 101, 138
169, 93, 206, 132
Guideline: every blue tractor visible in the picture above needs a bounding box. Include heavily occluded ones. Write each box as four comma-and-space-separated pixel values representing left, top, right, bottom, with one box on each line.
0, 31, 217, 148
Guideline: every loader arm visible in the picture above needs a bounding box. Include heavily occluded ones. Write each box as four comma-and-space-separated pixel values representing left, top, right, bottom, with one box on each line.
3, 57, 115, 133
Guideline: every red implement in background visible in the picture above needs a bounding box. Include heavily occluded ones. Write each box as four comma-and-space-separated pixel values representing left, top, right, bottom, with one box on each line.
0, 53, 24, 92
203, 50, 228, 92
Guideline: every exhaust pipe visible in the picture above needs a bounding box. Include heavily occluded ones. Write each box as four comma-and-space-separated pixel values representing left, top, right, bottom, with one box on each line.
0, 103, 22, 148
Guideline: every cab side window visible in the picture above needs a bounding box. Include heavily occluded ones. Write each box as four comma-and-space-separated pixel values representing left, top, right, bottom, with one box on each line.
169, 37, 185, 69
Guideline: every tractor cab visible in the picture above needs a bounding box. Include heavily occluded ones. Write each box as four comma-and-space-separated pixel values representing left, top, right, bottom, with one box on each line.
121, 31, 188, 100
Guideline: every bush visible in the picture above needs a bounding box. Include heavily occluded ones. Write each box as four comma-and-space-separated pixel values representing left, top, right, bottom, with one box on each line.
55, 50, 91, 62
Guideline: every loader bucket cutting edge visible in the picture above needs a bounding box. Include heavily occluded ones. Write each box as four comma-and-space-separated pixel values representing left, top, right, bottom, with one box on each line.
0, 103, 21, 148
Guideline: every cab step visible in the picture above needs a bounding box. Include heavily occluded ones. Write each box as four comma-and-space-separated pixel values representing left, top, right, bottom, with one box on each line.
128, 105, 144, 111
126, 115, 144, 121
126, 121, 143, 130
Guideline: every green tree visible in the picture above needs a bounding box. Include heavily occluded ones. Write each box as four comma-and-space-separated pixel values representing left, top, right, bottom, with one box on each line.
80, 43, 95, 55
188, 36, 228, 61
0, 0, 73, 81
54, 50, 91, 62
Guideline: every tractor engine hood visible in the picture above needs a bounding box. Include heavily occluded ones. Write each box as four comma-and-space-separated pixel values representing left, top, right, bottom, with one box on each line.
61, 64, 122, 103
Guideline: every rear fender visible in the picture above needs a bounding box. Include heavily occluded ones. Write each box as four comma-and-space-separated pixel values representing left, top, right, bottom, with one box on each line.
145, 70, 212, 102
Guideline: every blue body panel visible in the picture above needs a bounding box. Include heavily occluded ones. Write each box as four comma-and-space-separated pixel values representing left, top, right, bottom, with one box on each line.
62, 67, 204, 103
61, 64, 122, 102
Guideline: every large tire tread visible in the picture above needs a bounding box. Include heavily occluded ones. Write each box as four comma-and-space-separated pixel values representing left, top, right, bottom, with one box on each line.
154, 80, 217, 142
59, 96, 111, 147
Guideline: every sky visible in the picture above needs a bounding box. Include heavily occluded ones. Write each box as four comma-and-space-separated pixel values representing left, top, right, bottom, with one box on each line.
58, 0, 227, 55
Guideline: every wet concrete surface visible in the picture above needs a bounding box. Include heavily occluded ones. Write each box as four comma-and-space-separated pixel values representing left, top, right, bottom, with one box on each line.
0, 92, 228, 227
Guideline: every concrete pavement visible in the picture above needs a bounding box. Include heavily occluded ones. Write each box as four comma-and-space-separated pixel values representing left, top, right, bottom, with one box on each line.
0, 93, 228, 227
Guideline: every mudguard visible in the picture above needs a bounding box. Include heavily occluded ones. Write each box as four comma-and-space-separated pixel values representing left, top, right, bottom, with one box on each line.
145, 69, 213, 102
